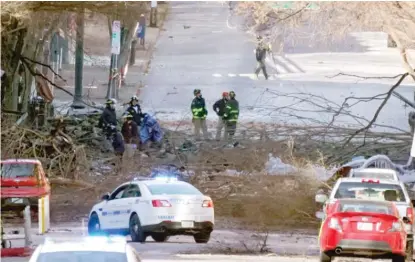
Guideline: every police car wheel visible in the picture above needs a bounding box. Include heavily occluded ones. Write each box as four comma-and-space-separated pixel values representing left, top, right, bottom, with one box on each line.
193, 232, 210, 243
88, 213, 104, 236
130, 214, 145, 243
151, 233, 169, 242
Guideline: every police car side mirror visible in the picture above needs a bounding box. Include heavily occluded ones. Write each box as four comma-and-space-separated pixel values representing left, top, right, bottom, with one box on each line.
101, 193, 110, 201
315, 193, 328, 204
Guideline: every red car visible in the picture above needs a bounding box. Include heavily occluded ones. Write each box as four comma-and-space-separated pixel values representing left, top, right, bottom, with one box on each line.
1, 159, 50, 198
319, 199, 410, 262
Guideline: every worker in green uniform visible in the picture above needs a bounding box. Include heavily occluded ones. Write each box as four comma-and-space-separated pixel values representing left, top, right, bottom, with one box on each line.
223, 91, 239, 143
191, 89, 209, 140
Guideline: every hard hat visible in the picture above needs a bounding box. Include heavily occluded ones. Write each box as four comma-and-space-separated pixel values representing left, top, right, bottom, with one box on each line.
122, 113, 133, 119
130, 96, 139, 102
222, 92, 229, 97
105, 98, 116, 104
194, 89, 201, 95
229, 91, 236, 98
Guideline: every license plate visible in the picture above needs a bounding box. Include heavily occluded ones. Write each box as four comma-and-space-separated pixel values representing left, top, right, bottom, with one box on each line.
181, 221, 194, 228
357, 222, 373, 231
10, 198, 24, 204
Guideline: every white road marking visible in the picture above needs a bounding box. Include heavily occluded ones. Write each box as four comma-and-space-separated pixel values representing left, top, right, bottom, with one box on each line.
212, 73, 283, 80
238, 73, 257, 80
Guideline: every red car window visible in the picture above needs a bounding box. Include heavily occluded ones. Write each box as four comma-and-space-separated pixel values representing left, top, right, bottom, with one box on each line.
1, 163, 36, 179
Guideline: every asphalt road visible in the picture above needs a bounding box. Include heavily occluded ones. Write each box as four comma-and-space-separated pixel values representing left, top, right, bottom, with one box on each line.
1, 227, 399, 262
1, 228, 320, 261
141, 1, 413, 133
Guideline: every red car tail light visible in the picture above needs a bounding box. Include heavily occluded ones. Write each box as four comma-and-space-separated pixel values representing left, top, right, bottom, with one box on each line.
202, 200, 213, 208
406, 207, 414, 224
328, 218, 342, 232
388, 221, 403, 232
152, 200, 172, 207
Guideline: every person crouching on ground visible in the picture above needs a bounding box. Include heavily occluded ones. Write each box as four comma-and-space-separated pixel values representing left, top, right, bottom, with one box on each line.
191, 89, 209, 140
139, 113, 164, 155
213, 92, 229, 141
121, 113, 139, 159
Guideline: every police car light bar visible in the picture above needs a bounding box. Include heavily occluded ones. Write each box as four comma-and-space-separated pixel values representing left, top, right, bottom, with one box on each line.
155, 176, 178, 182
133, 176, 152, 181
361, 179, 380, 183
44, 236, 127, 245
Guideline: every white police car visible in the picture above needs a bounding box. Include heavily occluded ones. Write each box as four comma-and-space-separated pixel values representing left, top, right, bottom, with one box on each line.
88, 179, 214, 243
29, 236, 140, 262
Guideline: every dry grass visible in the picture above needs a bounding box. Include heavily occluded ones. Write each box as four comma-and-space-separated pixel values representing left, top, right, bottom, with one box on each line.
189, 138, 325, 230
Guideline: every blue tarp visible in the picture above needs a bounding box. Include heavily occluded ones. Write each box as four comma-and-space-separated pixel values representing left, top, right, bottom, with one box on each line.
140, 114, 163, 144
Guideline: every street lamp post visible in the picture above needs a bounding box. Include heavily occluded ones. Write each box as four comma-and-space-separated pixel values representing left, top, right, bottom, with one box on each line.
71, 10, 85, 109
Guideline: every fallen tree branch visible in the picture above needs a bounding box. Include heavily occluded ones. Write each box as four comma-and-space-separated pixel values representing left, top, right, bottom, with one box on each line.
326, 72, 405, 80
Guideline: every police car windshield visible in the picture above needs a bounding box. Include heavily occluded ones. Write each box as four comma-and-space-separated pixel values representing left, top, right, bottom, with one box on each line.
147, 183, 202, 195
35, 251, 127, 262
1, 163, 35, 178
334, 182, 406, 202
352, 171, 395, 180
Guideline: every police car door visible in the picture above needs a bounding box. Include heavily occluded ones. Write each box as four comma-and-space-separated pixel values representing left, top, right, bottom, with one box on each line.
101, 184, 130, 229
119, 184, 143, 228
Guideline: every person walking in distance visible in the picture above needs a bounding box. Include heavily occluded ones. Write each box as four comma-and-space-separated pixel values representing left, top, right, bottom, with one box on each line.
191, 89, 209, 140
213, 92, 229, 141
254, 35, 273, 80
223, 91, 239, 144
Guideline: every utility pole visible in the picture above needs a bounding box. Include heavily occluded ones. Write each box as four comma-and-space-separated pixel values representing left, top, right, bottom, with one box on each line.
71, 10, 85, 109
150, 1, 158, 27
106, 20, 121, 100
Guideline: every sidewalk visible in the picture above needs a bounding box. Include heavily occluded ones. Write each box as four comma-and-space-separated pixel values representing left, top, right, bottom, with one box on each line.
52, 5, 168, 112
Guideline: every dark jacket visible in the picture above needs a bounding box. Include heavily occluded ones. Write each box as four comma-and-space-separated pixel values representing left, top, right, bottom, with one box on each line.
223, 98, 239, 122
126, 104, 142, 126
112, 131, 125, 155
191, 97, 207, 119
255, 42, 271, 62
100, 107, 117, 127
121, 120, 139, 145
213, 98, 227, 117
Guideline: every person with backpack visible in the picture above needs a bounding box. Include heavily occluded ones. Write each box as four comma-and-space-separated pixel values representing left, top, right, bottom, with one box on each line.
213, 92, 229, 141
254, 35, 273, 80
191, 89, 209, 140
222, 91, 239, 144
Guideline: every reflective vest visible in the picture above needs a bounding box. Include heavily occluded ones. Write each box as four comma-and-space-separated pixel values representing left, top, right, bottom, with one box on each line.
191, 97, 207, 119
223, 99, 239, 122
